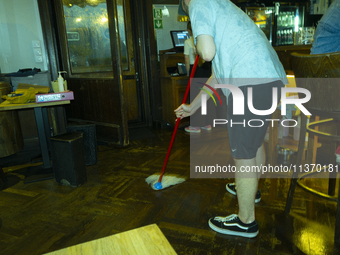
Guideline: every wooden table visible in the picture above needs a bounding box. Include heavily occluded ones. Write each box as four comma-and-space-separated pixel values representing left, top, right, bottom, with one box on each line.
44, 224, 177, 255
0, 100, 70, 183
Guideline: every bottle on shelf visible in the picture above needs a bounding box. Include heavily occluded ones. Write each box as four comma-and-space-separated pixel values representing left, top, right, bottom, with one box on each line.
289, 29, 293, 44
289, 11, 294, 26
277, 30, 281, 45
282, 30, 287, 45
285, 12, 289, 26
278, 15, 282, 27
295, 8, 299, 29
282, 12, 287, 26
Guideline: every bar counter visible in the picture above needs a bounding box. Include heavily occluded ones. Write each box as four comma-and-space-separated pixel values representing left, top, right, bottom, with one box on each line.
274, 44, 312, 71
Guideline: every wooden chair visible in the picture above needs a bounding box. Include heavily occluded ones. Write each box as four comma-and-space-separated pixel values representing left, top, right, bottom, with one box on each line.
285, 51, 340, 243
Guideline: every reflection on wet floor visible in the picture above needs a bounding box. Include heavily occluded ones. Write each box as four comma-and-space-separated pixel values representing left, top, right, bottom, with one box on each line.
0, 127, 340, 254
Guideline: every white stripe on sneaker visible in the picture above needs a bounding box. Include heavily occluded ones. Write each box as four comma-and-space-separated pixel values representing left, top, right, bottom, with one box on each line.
223, 222, 249, 230
208, 221, 259, 238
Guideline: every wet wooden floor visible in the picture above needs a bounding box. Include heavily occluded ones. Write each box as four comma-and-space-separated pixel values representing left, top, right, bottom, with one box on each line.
1, 126, 340, 255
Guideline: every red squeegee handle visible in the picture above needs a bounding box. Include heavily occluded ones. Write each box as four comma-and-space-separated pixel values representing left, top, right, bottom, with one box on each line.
157, 55, 200, 183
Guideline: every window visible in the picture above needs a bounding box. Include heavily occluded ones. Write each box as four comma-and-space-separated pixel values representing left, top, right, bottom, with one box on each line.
63, 1, 113, 73
0, 0, 47, 74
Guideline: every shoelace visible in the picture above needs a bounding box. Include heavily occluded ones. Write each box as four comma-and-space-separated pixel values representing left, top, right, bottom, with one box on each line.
214, 214, 238, 222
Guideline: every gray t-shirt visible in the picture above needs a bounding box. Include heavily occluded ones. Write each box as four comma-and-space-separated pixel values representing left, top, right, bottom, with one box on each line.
189, 0, 288, 97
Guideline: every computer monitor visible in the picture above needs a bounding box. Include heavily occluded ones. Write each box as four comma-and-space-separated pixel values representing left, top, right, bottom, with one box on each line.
177, 63, 187, 75
170, 30, 190, 52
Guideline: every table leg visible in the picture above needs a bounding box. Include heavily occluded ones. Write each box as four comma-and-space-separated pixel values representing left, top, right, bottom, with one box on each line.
24, 107, 53, 183
35, 107, 51, 168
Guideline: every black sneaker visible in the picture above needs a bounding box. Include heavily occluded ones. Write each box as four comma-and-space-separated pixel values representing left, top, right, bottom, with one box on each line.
208, 214, 259, 238
226, 183, 261, 203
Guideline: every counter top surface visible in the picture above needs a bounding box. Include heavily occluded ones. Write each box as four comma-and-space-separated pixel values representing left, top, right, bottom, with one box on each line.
274, 44, 312, 51
160, 75, 188, 79
0, 100, 70, 111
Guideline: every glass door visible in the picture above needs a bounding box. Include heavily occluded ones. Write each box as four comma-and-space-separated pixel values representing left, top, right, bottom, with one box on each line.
63, 0, 113, 74
276, 5, 297, 46
62, 0, 142, 123
53, 0, 130, 144
274, 2, 305, 46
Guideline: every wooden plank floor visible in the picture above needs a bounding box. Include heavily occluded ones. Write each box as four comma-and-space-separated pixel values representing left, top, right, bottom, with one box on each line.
44, 224, 177, 255
1, 126, 340, 255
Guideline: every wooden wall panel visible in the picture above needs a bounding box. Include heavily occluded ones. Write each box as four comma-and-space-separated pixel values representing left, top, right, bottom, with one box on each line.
65, 78, 124, 144
66, 79, 122, 124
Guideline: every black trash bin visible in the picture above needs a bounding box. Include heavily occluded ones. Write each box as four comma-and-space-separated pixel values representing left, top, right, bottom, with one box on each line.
67, 123, 97, 166
50, 132, 87, 187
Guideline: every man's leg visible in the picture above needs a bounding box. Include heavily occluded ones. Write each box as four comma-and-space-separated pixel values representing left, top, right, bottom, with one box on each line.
208, 81, 283, 237
235, 143, 265, 223
255, 143, 265, 180
208, 154, 259, 238
235, 158, 258, 223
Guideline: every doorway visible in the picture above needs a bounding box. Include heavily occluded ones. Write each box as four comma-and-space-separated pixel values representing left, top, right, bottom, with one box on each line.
117, 0, 145, 124
49, 0, 151, 144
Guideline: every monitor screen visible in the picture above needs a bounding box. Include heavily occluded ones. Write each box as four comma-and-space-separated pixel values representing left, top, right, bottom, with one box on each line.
177, 63, 187, 75
170, 30, 190, 48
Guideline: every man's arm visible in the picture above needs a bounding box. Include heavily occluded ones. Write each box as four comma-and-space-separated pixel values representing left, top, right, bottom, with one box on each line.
184, 55, 190, 76
196, 34, 216, 62
187, 74, 214, 114
175, 70, 217, 119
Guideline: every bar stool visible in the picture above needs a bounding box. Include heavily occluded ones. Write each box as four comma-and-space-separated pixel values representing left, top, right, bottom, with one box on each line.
285, 51, 340, 243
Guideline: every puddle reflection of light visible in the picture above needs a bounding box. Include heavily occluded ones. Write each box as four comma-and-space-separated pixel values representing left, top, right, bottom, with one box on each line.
299, 227, 326, 254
